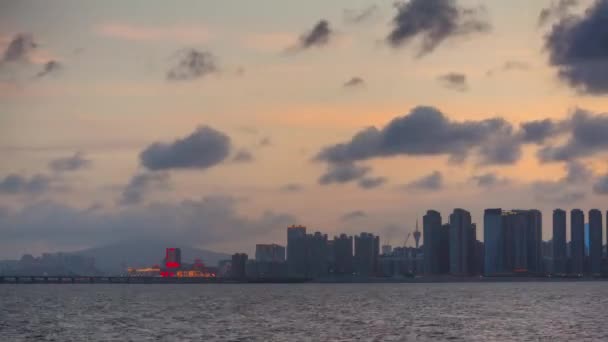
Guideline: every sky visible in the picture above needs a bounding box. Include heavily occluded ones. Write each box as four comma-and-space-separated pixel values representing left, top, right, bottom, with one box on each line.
1, 0, 608, 259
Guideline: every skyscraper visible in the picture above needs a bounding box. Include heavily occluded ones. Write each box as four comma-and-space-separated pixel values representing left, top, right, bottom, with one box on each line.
484, 208, 504, 275
287, 225, 308, 277
449, 208, 474, 276
553, 209, 567, 274
525, 210, 543, 274
571, 209, 585, 275
354, 232, 379, 277
423, 210, 448, 275
503, 211, 526, 272
484, 209, 542, 275
307, 232, 329, 278
333, 234, 353, 275
589, 209, 603, 275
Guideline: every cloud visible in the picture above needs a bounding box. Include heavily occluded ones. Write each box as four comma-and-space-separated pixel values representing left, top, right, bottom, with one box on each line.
48, 152, 91, 172
316, 106, 528, 166
294, 20, 332, 50
36, 60, 62, 78
404, 171, 443, 191
592, 173, 608, 194
341, 210, 367, 221
0, 174, 52, 195
545, 0, 608, 94
0, 196, 295, 251
344, 5, 379, 24
520, 119, 560, 143
318, 162, 370, 185
1, 33, 36, 63
120, 172, 171, 206
437, 72, 468, 91
280, 183, 303, 193
232, 149, 254, 163
470, 173, 510, 187
97, 23, 211, 43
538, 0, 579, 27
140, 126, 231, 171
343, 77, 365, 88
538, 109, 608, 162
564, 160, 592, 183
386, 0, 490, 56
166, 49, 218, 81
530, 161, 592, 203
358, 177, 387, 189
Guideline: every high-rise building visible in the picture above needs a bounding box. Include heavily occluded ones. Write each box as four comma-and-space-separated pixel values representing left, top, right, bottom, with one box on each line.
255, 244, 286, 262
449, 209, 475, 276
589, 209, 603, 275
525, 210, 543, 274
333, 234, 353, 275
469, 224, 479, 275
570, 209, 585, 275
484, 209, 504, 275
307, 232, 329, 278
354, 232, 379, 277
287, 225, 308, 277
484, 209, 542, 275
423, 210, 448, 275
231, 253, 248, 279
553, 209, 567, 274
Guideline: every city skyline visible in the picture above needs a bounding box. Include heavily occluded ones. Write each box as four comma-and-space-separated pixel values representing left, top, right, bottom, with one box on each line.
2, 0, 608, 259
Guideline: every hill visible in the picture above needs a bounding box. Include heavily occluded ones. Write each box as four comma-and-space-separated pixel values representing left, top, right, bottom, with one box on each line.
71, 240, 230, 274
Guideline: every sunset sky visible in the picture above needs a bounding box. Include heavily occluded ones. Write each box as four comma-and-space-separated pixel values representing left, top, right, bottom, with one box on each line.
1, 0, 608, 258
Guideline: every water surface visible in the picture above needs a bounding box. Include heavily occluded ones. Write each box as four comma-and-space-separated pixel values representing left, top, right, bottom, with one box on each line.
1, 282, 607, 341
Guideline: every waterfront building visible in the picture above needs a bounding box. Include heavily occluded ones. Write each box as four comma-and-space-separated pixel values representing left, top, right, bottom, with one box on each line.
484, 209, 504, 275
571, 209, 585, 275
423, 210, 448, 275
553, 209, 567, 274
354, 232, 379, 277
255, 244, 286, 263
449, 208, 475, 276
332, 234, 353, 275
589, 209, 603, 275
287, 225, 308, 277
231, 253, 248, 279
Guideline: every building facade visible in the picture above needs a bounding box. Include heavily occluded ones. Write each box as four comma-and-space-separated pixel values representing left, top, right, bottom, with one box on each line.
589, 209, 603, 275
354, 232, 379, 277
255, 244, 286, 263
287, 225, 308, 277
449, 208, 475, 276
333, 234, 353, 275
570, 209, 585, 275
552, 209, 567, 274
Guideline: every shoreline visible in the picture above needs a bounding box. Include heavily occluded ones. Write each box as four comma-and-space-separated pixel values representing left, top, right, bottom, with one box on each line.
2, 275, 607, 284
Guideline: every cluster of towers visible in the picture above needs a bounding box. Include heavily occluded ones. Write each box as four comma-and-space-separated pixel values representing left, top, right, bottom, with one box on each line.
552, 209, 605, 275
